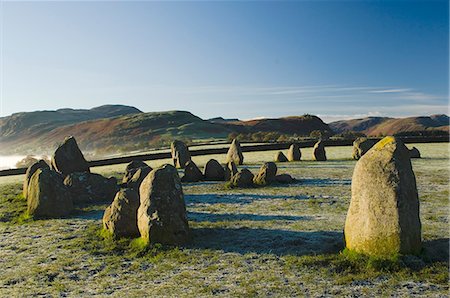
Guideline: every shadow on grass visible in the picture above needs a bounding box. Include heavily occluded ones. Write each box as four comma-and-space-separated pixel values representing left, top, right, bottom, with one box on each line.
188, 211, 312, 222
185, 193, 309, 205
189, 227, 343, 256
423, 238, 449, 263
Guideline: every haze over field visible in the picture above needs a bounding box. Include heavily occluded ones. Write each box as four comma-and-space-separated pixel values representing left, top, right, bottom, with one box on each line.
1, 1, 448, 122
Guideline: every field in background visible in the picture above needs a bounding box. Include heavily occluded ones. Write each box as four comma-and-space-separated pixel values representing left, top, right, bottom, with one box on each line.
0, 143, 448, 296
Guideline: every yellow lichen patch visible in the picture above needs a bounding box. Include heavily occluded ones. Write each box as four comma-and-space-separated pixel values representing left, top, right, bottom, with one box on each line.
374, 136, 396, 150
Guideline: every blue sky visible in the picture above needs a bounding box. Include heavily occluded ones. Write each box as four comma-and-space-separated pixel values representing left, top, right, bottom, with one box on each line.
1, 1, 448, 122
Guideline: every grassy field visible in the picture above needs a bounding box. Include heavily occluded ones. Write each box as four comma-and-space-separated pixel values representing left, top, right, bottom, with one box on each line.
0, 143, 448, 297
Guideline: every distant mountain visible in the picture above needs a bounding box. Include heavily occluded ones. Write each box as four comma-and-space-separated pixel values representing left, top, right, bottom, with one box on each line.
208, 117, 240, 123
329, 115, 449, 136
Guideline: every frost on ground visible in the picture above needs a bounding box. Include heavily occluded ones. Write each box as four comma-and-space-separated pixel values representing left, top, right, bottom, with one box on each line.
0, 144, 448, 297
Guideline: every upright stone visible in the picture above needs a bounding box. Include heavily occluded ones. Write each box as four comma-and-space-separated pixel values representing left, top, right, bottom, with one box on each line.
344, 136, 422, 256
226, 139, 244, 165
224, 161, 238, 181
64, 172, 118, 203
103, 189, 140, 238
51, 136, 90, 176
312, 140, 327, 161
274, 151, 288, 162
409, 147, 421, 158
125, 167, 152, 190
23, 160, 49, 199
122, 160, 151, 185
138, 165, 189, 245
287, 144, 301, 161
352, 137, 376, 160
181, 160, 203, 182
203, 159, 225, 181
230, 168, 254, 188
27, 168, 73, 218
253, 162, 277, 186
171, 140, 191, 169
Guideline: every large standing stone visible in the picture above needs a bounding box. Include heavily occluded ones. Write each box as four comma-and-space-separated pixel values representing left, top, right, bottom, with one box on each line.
287, 144, 301, 161
51, 136, 90, 176
122, 161, 151, 185
224, 161, 238, 181
181, 160, 203, 182
352, 137, 376, 160
27, 168, 73, 218
230, 168, 254, 188
64, 172, 118, 204
138, 165, 189, 245
409, 147, 421, 158
274, 151, 288, 162
226, 139, 244, 165
103, 189, 140, 238
126, 167, 152, 190
23, 160, 49, 199
344, 136, 422, 256
203, 159, 225, 181
171, 140, 191, 169
253, 162, 277, 186
312, 140, 327, 161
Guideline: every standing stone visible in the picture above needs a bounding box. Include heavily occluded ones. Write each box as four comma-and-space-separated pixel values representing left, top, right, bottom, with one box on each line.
287, 144, 301, 161
224, 161, 238, 181
181, 160, 203, 182
126, 167, 152, 190
138, 165, 189, 245
274, 151, 288, 162
171, 140, 191, 169
344, 137, 422, 256
122, 161, 151, 185
253, 162, 277, 186
64, 172, 118, 204
23, 160, 49, 199
27, 168, 73, 218
352, 137, 376, 160
226, 139, 244, 165
230, 168, 254, 188
103, 189, 140, 238
203, 159, 225, 181
51, 136, 90, 177
312, 140, 327, 161
409, 147, 421, 158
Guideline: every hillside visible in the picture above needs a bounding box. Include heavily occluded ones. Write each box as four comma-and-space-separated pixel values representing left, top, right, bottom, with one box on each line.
329, 115, 449, 136
0, 107, 333, 156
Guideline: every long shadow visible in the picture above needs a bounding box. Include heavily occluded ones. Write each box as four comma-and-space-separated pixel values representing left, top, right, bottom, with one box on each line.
423, 238, 449, 263
189, 227, 344, 256
188, 211, 312, 222
298, 178, 351, 186
185, 193, 310, 206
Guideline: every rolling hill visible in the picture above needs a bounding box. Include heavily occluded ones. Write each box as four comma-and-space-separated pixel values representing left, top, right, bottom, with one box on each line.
329, 115, 449, 136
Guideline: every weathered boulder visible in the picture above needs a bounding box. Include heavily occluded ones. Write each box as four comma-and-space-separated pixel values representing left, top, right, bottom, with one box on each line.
409, 147, 421, 158
274, 151, 288, 162
122, 160, 151, 185
23, 160, 49, 199
27, 168, 73, 218
226, 139, 244, 165
103, 188, 140, 238
275, 174, 295, 184
344, 136, 422, 256
51, 136, 90, 177
287, 144, 301, 161
352, 137, 376, 160
181, 160, 203, 182
138, 165, 189, 245
312, 140, 327, 161
203, 159, 225, 181
127, 167, 152, 190
230, 168, 254, 188
64, 172, 118, 204
224, 161, 238, 181
171, 140, 191, 169
253, 162, 277, 186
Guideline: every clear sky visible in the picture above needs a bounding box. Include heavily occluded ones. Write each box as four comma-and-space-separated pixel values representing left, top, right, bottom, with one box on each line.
1, 0, 448, 122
